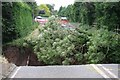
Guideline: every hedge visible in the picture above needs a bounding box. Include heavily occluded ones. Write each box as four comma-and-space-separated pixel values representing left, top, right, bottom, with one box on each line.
2, 2, 38, 44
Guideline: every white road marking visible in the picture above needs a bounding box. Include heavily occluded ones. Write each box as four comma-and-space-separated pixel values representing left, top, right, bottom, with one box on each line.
90, 64, 112, 80
98, 64, 118, 78
10, 66, 21, 78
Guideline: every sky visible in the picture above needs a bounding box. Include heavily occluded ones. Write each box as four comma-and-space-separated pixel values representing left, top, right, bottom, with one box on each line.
35, 0, 75, 10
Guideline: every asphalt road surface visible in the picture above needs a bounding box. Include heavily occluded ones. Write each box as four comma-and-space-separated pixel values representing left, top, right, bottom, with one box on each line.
7, 64, 119, 79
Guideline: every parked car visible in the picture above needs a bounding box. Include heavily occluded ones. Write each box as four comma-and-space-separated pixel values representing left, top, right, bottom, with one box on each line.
61, 17, 69, 23
60, 17, 69, 27
34, 16, 42, 21
34, 16, 48, 25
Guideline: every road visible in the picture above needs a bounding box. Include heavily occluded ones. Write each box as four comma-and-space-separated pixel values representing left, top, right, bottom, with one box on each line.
6, 64, 119, 79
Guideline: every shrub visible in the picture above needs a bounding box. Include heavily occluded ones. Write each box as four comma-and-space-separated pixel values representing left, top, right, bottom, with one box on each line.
26, 20, 120, 64
85, 28, 120, 63
26, 16, 88, 65
2, 2, 38, 44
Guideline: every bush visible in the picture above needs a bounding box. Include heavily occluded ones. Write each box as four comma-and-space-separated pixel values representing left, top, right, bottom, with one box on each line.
26, 16, 89, 65
26, 19, 120, 64
85, 28, 120, 63
2, 2, 38, 44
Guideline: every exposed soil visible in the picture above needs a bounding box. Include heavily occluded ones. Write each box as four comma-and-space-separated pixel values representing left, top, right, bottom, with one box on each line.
2, 45, 45, 66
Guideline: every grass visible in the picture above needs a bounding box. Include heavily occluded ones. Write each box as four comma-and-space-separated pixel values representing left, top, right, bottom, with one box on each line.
6, 37, 25, 47
4, 24, 40, 47
25, 26, 40, 41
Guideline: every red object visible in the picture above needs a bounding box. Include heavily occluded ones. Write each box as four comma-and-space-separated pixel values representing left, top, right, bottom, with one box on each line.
60, 19, 69, 24
60, 17, 69, 25
37, 19, 48, 24
34, 16, 48, 25
35, 17, 48, 25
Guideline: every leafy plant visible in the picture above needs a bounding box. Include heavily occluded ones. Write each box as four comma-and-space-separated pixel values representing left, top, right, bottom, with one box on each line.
26, 16, 88, 65
85, 28, 120, 63
2, 2, 38, 44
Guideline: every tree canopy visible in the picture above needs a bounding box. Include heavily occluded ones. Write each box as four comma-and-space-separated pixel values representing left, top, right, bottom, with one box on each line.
38, 4, 51, 17
57, 2, 120, 31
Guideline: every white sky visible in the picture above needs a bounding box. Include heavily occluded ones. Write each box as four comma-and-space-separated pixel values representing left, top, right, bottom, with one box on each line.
35, 0, 75, 10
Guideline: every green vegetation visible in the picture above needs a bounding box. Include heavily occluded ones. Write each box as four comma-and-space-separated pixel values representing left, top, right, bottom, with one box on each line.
83, 27, 120, 63
25, 17, 86, 65
2, 2, 38, 44
25, 16, 120, 64
2, 2, 120, 65
38, 4, 51, 17
56, 2, 120, 64
58, 2, 120, 31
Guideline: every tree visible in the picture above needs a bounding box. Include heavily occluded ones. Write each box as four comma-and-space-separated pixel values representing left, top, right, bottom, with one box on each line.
38, 4, 51, 17
80, 2, 95, 25
26, 2, 38, 17
46, 4, 55, 15
65, 5, 74, 22
58, 6, 67, 17
2, 2, 37, 44
95, 2, 120, 31
73, 2, 81, 22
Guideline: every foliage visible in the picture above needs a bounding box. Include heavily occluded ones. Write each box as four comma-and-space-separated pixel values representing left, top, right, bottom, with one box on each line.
58, 2, 120, 31
46, 4, 54, 15
58, 6, 67, 17
80, 2, 95, 25
2, 2, 38, 44
6, 37, 26, 47
3, 2, 120, 64
12, 2, 32, 37
24, 15, 120, 64
38, 4, 51, 17
94, 2, 120, 31
25, 16, 89, 65
2, 2, 17, 43
83, 27, 120, 63
26, 2, 39, 17
64, 2, 120, 63
72, 3, 80, 22
58, 2, 95, 25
